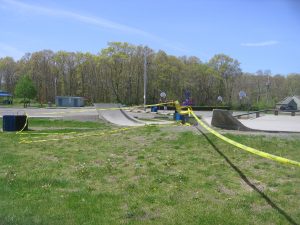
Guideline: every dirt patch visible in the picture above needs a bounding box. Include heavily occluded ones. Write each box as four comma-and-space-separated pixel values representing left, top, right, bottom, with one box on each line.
92, 159, 104, 166
217, 185, 236, 196
43, 155, 59, 162
251, 202, 272, 213
240, 179, 266, 192
160, 124, 204, 134
128, 135, 151, 145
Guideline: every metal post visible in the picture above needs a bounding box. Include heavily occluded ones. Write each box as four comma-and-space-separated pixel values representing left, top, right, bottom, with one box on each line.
54, 77, 57, 97
143, 50, 147, 111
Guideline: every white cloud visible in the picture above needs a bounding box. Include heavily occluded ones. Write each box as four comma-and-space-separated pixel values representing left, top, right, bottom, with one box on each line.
0, 42, 24, 59
241, 40, 279, 47
2, 0, 148, 36
1, 0, 189, 53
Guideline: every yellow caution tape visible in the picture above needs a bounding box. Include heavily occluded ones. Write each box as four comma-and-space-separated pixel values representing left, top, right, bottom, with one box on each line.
19, 132, 78, 135
19, 127, 134, 144
18, 122, 178, 144
16, 101, 176, 143
16, 113, 29, 134
22, 100, 300, 168
188, 110, 300, 167
14, 100, 300, 168
94, 101, 174, 111
22, 101, 174, 116
15, 101, 173, 136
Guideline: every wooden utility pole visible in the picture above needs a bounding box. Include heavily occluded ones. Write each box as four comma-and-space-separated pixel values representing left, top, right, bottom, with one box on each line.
143, 50, 147, 110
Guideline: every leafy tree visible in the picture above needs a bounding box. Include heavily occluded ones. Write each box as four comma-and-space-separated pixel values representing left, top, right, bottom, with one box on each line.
14, 75, 37, 107
0, 42, 298, 108
208, 54, 242, 104
0, 57, 17, 92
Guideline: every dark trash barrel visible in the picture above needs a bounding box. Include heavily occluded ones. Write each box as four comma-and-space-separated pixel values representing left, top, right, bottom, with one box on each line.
151, 106, 158, 112
3, 115, 28, 132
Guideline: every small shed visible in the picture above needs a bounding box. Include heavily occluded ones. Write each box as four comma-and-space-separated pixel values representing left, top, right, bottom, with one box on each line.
0, 90, 13, 104
276, 96, 297, 110
55, 96, 85, 107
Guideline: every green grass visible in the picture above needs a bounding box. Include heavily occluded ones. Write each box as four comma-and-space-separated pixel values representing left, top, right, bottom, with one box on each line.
0, 98, 41, 108
0, 119, 300, 225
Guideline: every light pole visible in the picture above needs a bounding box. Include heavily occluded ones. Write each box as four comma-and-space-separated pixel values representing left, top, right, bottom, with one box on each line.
143, 49, 147, 111
54, 77, 57, 97
266, 75, 271, 105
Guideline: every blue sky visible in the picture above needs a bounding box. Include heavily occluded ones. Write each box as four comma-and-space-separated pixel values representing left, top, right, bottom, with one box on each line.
0, 0, 299, 74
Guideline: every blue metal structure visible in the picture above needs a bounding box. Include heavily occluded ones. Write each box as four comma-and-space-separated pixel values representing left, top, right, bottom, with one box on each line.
55, 96, 85, 107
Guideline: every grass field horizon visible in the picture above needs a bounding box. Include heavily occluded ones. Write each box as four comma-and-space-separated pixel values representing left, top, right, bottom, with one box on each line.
0, 119, 299, 225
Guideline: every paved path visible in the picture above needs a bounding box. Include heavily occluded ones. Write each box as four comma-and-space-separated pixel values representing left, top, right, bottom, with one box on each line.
0, 107, 97, 117
0, 107, 100, 122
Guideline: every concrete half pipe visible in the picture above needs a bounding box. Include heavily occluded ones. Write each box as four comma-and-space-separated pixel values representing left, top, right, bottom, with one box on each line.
94, 103, 172, 126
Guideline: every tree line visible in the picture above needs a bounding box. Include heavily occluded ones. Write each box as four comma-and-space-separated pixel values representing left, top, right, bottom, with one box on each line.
0, 42, 300, 108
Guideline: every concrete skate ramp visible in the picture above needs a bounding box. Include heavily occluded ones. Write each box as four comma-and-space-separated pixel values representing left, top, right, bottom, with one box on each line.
210, 109, 300, 133
211, 109, 253, 131
94, 103, 172, 126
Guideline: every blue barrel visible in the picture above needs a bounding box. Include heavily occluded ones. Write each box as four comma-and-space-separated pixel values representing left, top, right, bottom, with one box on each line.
173, 113, 188, 123
174, 112, 182, 121
151, 106, 158, 112
3, 115, 28, 132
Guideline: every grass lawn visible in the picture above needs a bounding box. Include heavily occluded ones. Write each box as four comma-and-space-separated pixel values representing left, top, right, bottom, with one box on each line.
0, 119, 299, 225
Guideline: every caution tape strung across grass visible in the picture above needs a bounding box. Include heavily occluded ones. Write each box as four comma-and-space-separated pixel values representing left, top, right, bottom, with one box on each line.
16, 101, 175, 143
38, 101, 175, 115
17, 100, 300, 168
172, 100, 300, 167
18, 123, 179, 144
19, 127, 134, 144
15, 101, 173, 133
188, 109, 300, 167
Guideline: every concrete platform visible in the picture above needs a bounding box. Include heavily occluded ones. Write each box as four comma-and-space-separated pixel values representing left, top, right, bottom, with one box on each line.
242, 115, 300, 132
203, 114, 300, 133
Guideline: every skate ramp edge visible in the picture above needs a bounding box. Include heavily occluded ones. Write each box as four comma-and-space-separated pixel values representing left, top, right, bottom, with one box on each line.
94, 103, 172, 126
94, 103, 143, 126
211, 109, 253, 131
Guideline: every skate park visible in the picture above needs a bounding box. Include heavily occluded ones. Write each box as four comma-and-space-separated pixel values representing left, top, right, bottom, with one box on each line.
1, 3, 300, 222
2, 104, 300, 133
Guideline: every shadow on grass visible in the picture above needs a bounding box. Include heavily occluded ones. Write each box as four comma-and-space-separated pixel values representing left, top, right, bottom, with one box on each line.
195, 127, 299, 225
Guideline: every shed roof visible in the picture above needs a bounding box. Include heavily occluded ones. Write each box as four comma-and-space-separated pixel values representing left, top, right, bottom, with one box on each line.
277, 96, 293, 105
